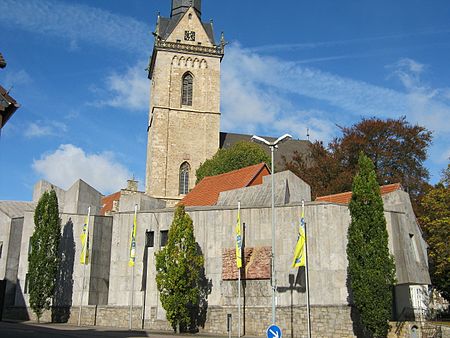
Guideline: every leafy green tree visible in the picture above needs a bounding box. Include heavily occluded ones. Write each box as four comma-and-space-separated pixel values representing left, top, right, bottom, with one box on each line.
28, 190, 61, 322
155, 205, 204, 332
347, 153, 396, 337
419, 164, 450, 301
196, 141, 270, 183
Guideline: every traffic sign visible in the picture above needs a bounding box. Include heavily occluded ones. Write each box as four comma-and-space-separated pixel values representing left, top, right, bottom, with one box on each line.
267, 324, 282, 338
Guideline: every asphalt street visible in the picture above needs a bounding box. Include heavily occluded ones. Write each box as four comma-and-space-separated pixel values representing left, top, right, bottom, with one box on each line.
0, 321, 245, 338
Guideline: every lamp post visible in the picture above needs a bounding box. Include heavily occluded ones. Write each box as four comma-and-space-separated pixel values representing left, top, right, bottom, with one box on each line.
251, 133, 292, 324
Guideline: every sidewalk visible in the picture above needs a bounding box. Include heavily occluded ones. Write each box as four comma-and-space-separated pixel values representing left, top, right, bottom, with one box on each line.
0, 320, 261, 338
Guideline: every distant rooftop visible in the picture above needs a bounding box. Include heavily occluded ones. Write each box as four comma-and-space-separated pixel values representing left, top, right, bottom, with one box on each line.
0, 53, 6, 68
316, 183, 402, 204
220, 132, 312, 172
0, 84, 20, 128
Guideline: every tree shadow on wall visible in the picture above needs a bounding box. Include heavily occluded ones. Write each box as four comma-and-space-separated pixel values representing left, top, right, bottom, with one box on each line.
188, 243, 212, 333
52, 218, 75, 323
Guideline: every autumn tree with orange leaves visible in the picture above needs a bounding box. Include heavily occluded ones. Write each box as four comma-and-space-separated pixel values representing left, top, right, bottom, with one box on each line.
284, 117, 432, 206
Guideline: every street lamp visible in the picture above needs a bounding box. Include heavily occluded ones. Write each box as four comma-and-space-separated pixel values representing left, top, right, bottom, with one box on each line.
251, 133, 292, 324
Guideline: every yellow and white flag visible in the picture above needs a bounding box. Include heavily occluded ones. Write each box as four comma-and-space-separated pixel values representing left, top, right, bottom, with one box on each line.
128, 206, 138, 267
292, 208, 306, 268
235, 204, 242, 269
80, 207, 90, 265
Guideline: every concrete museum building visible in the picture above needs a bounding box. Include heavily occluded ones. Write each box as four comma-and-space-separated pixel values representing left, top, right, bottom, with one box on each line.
0, 1, 431, 337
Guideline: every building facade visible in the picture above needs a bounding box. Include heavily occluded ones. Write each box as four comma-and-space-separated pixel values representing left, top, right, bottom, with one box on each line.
145, 0, 224, 204
2, 174, 431, 337
0, 1, 434, 336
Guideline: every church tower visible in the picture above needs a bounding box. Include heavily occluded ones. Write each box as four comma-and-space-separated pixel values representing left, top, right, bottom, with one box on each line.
145, 0, 224, 203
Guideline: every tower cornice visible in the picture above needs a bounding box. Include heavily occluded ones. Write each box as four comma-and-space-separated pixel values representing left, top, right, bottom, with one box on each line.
148, 40, 224, 79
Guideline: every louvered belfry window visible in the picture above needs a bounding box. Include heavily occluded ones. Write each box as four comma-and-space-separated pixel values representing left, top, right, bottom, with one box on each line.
179, 162, 190, 195
182, 73, 193, 106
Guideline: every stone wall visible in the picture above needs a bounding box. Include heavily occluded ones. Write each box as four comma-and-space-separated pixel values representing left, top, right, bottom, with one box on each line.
9, 306, 450, 338
145, 7, 222, 200
199, 305, 357, 337
5, 304, 357, 337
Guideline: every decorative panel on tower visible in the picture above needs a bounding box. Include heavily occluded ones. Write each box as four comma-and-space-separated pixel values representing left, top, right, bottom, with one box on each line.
145, 0, 225, 204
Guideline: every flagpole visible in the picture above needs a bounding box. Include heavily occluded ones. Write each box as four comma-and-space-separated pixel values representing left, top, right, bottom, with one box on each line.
303, 200, 312, 338
237, 201, 241, 338
130, 263, 135, 330
129, 204, 138, 330
78, 206, 90, 326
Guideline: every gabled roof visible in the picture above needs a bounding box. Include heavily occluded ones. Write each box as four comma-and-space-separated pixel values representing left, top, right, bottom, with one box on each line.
180, 163, 270, 206
316, 183, 402, 204
100, 191, 121, 215
220, 132, 312, 172
157, 11, 215, 44
0, 84, 20, 128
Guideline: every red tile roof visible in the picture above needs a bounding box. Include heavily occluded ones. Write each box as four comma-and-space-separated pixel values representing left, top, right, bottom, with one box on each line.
316, 183, 402, 204
180, 163, 270, 206
100, 191, 121, 215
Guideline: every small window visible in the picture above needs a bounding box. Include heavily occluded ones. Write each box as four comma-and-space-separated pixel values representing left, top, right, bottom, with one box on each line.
146, 231, 155, 248
179, 162, 190, 195
24, 273, 29, 294
28, 241, 32, 261
0, 241, 3, 259
409, 233, 420, 263
182, 73, 193, 106
160, 230, 169, 247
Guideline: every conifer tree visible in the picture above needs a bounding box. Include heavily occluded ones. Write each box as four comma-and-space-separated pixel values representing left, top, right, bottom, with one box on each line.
28, 190, 61, 322
155, 205, 204, 332
347, 153, 396, 337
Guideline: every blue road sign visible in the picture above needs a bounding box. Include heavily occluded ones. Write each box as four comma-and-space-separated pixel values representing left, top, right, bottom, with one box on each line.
267, 324, 282, 338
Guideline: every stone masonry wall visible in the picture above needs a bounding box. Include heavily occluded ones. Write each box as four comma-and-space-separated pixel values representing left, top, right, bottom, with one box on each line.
8, 306, 448, 338
145, 7, 221, 200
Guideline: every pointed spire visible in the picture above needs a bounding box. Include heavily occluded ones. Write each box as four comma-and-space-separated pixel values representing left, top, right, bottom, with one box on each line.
171, 0, 201, 18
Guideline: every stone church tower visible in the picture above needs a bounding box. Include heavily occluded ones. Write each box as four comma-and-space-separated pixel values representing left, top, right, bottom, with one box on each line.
145, 0, 224, 204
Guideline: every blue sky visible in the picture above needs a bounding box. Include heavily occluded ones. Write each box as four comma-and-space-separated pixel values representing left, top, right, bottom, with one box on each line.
1, 0, 449, 201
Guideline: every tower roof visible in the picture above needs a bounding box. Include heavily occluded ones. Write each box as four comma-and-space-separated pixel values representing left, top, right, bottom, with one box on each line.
171, 0, 201, 18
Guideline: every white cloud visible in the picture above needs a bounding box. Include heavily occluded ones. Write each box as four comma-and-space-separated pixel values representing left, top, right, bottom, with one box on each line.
2, 69, 32, 88
33, 144, 131, 194
24, 121, 68, 138
221, 44, 450, 141
93, 62, 149, 111
0, 0, 150, 55
221, 44, 346, 142
441, 148, 450, 163
387, 58, 426, 91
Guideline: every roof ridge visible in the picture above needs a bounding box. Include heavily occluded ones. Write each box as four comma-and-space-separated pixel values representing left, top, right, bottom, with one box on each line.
243, 163, 268, 186
316, 182, 403, 203
202, 162, 267, 181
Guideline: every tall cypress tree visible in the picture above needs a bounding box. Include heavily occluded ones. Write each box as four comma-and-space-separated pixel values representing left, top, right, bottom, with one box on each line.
347, 153, 396, 337
28, 190, 61, 322
155, 205, 204, 332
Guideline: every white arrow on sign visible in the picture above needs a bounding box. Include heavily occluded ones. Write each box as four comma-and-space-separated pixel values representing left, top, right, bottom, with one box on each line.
269, 328, 279, 338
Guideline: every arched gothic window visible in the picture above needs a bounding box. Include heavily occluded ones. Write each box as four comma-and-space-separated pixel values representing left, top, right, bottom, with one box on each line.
179, 162, 190, 195
182, 73, 193, 106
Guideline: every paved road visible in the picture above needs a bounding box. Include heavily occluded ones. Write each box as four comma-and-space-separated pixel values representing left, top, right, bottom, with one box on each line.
0, 321, 239, 338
